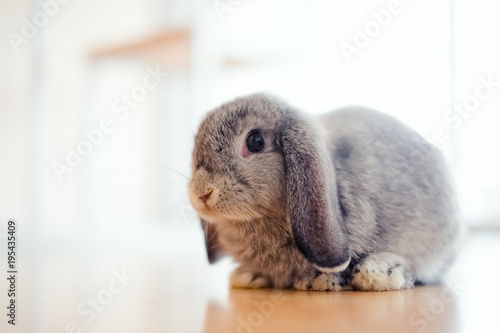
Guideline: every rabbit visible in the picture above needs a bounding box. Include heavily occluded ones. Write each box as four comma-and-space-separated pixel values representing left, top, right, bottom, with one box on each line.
188, 93, 463, 291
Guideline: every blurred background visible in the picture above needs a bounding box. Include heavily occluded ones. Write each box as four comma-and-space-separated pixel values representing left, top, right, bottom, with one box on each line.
1, 0, 499, 332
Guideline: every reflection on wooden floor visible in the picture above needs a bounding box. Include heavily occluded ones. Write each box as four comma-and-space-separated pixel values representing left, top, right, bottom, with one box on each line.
5, 230, 498, 333
206, 285, 463, 333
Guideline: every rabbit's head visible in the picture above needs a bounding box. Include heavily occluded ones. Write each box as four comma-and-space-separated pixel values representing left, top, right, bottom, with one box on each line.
188, 93, 350, 272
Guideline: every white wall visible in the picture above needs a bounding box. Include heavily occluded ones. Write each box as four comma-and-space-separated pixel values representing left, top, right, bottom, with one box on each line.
0, 0, 499, 255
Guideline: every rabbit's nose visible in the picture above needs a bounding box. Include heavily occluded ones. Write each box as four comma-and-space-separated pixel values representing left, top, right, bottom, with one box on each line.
200, 189, 213, 204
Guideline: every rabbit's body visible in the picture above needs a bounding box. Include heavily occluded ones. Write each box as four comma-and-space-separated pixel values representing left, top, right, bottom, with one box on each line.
189, 94, 463, 291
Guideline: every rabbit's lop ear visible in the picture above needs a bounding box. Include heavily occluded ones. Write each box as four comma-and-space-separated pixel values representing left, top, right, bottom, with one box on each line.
279, 115, 350, 272
200, 219, 226, 264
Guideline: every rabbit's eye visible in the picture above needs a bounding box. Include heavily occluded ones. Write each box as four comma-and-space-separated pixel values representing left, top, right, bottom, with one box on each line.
246, 130, 265, 153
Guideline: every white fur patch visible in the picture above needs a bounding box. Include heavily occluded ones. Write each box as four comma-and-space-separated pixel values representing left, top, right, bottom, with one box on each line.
294, 273, 346, 291
311, 273, 344, 291
351, 254, 413, 291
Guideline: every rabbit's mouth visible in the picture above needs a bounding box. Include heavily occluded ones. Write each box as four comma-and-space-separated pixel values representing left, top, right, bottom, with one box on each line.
192, 197, 267, 223
189, 193, 214, 219
188, 173, 269, 222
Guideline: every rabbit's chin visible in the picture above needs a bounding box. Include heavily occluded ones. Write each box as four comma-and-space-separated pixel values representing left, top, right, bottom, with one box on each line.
195, 208, 264, 224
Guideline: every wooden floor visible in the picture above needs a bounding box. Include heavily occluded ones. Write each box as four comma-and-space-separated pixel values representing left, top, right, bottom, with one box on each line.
3, 230, 499, 333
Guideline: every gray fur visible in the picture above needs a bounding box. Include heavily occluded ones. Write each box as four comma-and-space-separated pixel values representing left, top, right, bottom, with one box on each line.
188, 93, 463, 291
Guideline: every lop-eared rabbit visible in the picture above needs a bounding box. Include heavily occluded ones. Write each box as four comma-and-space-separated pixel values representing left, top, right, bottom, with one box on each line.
188, 94, 462, 291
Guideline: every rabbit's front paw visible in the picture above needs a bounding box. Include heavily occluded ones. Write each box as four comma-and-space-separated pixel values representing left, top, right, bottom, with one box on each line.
230, 269, 271, 289
294, 271, 348, 291
351, 252, 415, 291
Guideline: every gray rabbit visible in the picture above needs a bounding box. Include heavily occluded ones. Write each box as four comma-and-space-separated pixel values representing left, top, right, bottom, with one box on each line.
188, 93, 463, 291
